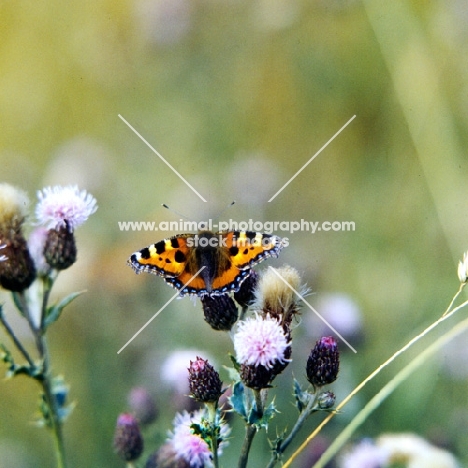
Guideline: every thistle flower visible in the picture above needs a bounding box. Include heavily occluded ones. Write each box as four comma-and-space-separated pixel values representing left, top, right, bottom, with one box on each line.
145, 444, 191, 468
113, 413, 144, 462
254, 265, 303, 327
35, 186, 97, 270
457, 251, 468, 283
340, 439, 389, 468
128, 387, 158, 425
234, 314, 291, 389
188, 357, 223, 403
35, 185, 97, 232
0, 183, 36, 291
306, 336, 340, 388
201, 294, 238, 331
169, 409, 230, 468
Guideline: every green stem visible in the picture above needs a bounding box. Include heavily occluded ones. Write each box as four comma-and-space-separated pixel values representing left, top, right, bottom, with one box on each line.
37, 333, 67, 468
0, 309, 35, 367
206, 402, 219, 468
238, 424, 257, 468
237, 389, 265, 468
266, 394, 317, 468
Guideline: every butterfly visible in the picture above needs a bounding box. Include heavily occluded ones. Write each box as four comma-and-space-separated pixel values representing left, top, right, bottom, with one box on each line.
127, 230, 286, 296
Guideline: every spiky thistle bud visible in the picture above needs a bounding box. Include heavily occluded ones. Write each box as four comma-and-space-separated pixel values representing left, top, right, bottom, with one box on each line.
317, 391, 336, 410
113, 413, 144, 462
0, 183, 36, 292
201, 294, 238, 331
306, 336, 340, 388
188, 357, 223, 403
43, 223, 77, 270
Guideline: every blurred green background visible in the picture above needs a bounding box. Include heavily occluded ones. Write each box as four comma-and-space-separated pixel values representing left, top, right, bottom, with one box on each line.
1, 0, 468, 466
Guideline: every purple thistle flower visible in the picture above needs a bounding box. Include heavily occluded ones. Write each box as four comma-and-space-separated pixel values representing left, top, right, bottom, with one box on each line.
169, 410, 230, 468
233, 314, 290, 369
36, 185, 97, 231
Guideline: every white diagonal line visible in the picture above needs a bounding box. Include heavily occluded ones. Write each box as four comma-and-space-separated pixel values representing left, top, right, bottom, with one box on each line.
118, 114, 207, 202
268, 115, 356, 202
268, 267, 357, 353
117, 267, 206, 354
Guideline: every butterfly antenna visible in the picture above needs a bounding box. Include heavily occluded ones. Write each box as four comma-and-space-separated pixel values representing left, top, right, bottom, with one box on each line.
214, 201, 236, 221
162, 204, 192, 221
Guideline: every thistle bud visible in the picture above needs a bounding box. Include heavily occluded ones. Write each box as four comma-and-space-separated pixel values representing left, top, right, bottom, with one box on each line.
317, 391, 336, 410
201, 294, 238, 331
43, 223, 77, 270
0, 184, 36, 292
306, 336, 340, 388
113, 413, 144, 462
239, 363, 276, 390
188, 357, 223, 403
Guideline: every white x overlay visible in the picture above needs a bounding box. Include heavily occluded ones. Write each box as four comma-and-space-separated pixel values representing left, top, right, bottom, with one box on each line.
268, 115, 356, 202
117, 267, 206, 354
118, 114, 207, 202
268, 266, 357, 353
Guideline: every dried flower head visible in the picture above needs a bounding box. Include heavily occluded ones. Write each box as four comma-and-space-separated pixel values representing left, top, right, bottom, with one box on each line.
0, 184, 36, 291
233, 314, 291, 369
188, 357, 223, 403
0, 183, 29, 230
0, 243, 7, 263
254, 266, 303, 326
113, 413, 144, 462
201, 294, 238, 331
306, 336, 340, 388
36, 185, 97, 232
169, 410, 230, 468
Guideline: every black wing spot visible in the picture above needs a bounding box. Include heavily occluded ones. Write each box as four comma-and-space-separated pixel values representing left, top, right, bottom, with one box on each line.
165, 258, 171, 263
174, 250, 186, 263
155, 242, 166, 255
140, 248, 151, 259
170, 238, 180, 249
243, 248, 249, 255
246, 231, 257, 242
229, 246, 239, 256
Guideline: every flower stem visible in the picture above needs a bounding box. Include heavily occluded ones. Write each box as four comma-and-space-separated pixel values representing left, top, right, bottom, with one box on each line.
37, 333, 67, 468
266, 394, 317, 468
238, 424, 257, 468
0, 309, 35, 367
206, 402, 219, 468
237, 389, 264, 468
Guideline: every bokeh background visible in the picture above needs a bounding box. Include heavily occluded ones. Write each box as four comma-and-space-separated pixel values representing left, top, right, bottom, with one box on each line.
1, 0, 468, 466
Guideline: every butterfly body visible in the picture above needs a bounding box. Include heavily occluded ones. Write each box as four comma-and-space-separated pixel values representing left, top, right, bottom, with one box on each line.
128, 230, 286, 296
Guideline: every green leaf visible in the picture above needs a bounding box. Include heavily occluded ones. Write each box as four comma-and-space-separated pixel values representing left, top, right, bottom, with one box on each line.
43, 290, 85, 329
11, 292, 26, 317
248, 400, 278, 429
229, 381, 248, 421
293, 377, 313, 413
0, 344, 43, 380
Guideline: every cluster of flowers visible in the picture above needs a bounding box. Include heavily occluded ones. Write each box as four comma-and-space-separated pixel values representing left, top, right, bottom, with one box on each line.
114, 265, 340, 467
0, 182, 97, 466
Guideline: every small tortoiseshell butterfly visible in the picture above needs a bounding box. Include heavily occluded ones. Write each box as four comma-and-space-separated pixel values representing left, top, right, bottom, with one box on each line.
128, 230, 286, 296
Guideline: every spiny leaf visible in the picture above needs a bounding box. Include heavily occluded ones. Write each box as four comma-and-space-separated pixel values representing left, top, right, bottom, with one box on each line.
43, 290, 85, 329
